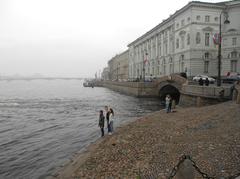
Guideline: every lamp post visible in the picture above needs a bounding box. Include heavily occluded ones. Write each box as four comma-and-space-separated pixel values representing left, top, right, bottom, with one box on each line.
217, 10, 230, 86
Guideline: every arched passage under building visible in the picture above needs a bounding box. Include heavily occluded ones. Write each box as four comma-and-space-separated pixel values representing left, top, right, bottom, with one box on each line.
159, 85, 181, 104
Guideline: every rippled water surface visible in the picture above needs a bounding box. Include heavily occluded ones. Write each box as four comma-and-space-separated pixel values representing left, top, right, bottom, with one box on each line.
0, 80, 161, 179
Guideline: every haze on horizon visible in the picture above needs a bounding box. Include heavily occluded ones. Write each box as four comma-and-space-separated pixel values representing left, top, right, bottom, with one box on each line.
0, 0, 227, 78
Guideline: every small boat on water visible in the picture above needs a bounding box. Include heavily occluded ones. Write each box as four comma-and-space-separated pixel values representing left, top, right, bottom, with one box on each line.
83, 81, 94, 88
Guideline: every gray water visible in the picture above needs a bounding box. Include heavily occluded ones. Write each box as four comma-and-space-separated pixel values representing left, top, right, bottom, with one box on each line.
0, 80, 162, 179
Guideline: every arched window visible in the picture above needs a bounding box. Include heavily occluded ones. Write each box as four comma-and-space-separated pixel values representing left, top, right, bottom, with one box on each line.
196, 32, 201, 44
181, 36, 185, 49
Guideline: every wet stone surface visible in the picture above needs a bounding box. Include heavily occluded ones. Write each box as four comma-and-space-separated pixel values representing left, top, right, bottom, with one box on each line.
57, 101, 240, 179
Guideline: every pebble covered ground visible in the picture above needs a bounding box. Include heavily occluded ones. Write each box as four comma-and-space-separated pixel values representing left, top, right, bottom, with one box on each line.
56, 101, 240, 179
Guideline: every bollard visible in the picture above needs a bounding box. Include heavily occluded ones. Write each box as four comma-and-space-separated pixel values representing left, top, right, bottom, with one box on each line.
176, 159, 195, 179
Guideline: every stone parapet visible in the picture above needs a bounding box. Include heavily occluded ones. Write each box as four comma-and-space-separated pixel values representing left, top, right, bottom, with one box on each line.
181, 84, 232, 98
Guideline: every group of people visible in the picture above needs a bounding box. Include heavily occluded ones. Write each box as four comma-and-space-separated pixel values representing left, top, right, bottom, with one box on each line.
199, 78, 209, 86
165, 94, 175, 113
98, 106, 114, 137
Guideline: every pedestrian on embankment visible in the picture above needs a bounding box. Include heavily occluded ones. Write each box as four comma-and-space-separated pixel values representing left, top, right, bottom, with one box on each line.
199, 78, 204, 86
98, 110, 105, 137
165, 95, 171, 113
205, 78, 209, 86
109, 108, 114, 135
169, 95, 172, 112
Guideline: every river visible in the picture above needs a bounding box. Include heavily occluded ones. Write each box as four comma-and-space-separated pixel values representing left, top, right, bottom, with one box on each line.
0, 79, 162, 179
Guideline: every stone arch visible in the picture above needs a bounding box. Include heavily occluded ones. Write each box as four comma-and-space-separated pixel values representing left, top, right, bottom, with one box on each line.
158, 84, 181, 104
155, 74, 187, 104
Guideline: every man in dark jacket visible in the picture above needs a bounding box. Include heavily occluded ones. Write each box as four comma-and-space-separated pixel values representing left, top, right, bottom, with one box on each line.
99, 110, 105, 137
205, 78, 209, 86
199, 78, 204, 86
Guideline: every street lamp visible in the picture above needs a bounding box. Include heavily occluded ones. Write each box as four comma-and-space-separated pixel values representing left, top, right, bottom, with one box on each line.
217, 10, 230, 86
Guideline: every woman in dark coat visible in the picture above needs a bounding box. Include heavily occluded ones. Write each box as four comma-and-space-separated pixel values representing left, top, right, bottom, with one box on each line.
99, 110, 105, 137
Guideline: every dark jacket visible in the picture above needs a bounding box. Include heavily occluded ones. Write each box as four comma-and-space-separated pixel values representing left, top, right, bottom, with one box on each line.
99, 114, 105, 128
106, 111, 110, 124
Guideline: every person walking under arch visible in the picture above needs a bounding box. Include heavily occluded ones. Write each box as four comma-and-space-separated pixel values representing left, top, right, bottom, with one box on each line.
165, 95, 171, 113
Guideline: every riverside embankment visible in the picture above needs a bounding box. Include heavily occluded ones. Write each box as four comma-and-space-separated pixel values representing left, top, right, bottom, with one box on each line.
55, 101, 240, 179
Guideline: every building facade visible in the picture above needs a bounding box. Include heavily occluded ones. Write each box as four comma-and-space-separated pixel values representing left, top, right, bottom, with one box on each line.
128, 1, 240, 80
101, 67, 110, 80
108, 50, 129, 81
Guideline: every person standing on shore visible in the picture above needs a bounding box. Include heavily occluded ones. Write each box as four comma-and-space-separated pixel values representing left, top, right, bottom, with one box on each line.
109, 108, 114, 135
98, 110, 105, 137
104, 106, 111, 133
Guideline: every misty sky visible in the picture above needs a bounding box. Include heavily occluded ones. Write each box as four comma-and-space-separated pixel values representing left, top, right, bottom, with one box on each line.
0, 0, 227, 78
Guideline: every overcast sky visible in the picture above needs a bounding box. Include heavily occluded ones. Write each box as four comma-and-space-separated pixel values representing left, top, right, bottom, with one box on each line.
0, 0, 227, 78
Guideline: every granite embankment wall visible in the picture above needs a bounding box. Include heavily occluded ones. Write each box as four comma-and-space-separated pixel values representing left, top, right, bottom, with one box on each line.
103, 81, 158, 97
232, 82, 240, 104
180, 84, 233, 107
102, 80, 235, 107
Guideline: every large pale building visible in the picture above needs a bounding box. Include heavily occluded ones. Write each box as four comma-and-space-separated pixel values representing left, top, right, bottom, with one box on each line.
108, 50, 129, 81
128, 0, 240, 79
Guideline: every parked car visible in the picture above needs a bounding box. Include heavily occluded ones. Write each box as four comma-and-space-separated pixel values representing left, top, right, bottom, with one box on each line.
193, 75, 215, 84
222, 74, 240, 84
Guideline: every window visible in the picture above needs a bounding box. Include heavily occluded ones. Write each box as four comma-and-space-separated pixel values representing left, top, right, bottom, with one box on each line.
162, 59, 166, 75
205, 16, 210, 22
187, 17, 191, 22
196, 15, 201, 21
204, 61, 209, 73
187, 34, 190, 45
214, 17, 218, 22
176, 23, 179, 28
169, 58, 174, 73
196, 32, 201, 44
231, 51, 237, 58
165, 43, 168, 54
180, 55, 184, 72
231, 60, 237, 72
181, 36, 185, 49
205, 52, 209, 59
181, 19, 185, 26
205, 33, 210, 46
232, 38, 237, 46
176, 38, 179, 49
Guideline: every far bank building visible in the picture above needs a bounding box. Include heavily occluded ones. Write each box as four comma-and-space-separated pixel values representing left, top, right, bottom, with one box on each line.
128, 0, 240, 79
